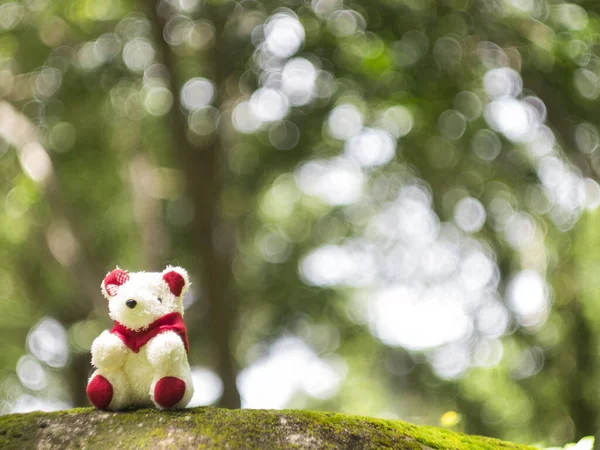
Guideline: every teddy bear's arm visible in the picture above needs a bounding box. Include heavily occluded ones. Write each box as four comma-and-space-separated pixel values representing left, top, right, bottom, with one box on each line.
91, 330, 129, 370
146, 331, 187, 371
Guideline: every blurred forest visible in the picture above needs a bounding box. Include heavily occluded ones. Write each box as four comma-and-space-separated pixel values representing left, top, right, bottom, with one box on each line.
2, 0, 600, 446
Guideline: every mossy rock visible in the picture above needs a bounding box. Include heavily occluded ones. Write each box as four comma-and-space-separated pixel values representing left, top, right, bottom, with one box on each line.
0, 407, 537, 449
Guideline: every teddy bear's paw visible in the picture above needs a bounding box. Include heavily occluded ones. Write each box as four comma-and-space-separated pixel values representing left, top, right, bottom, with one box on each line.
146, 332, 187, 370
153, 376, 186, 409
91, 331, 128, 370
86, 375, 113, 409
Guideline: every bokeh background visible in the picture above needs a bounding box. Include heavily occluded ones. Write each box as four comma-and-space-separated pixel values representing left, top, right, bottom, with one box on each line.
2, 0, 600, 446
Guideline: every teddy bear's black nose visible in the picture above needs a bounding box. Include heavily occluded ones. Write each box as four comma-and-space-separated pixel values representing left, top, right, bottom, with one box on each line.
126, 299, 137, 309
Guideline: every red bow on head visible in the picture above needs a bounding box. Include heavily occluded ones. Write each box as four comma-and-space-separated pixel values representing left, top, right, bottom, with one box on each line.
110, 312, 189, 354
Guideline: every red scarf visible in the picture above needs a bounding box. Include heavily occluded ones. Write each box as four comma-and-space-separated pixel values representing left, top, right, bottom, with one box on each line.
110, 312, 189, 354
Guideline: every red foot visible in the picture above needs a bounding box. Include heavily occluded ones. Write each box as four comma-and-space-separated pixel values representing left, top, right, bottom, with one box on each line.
86, 375, 113, 409
154, 377, 186, 408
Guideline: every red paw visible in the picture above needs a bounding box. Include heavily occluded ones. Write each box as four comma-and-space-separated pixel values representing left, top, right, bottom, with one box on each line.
154, 377, 186, 408
86, 375, 113, 409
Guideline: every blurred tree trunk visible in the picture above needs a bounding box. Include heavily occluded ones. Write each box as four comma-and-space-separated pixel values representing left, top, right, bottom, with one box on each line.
558, 227, 598, 439
549, 230, 598, 440
566, 295, 597, 439
129, 154, 169, 270
144, 0, 240, 408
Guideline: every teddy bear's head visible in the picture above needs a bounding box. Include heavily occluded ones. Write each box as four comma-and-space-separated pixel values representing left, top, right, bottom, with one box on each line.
101, 266, 190, 331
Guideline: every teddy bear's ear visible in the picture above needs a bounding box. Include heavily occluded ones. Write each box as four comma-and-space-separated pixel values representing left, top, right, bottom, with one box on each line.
102, 268, 130, 299
162, 266, 189, 297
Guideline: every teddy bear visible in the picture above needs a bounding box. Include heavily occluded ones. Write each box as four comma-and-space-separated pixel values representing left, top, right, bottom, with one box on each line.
86, 266, 194, 410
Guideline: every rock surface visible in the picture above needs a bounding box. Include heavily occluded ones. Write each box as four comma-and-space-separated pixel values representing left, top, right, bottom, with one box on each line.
0, 407, 536, 449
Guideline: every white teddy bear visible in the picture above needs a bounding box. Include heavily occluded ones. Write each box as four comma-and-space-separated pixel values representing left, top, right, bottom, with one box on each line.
86, 266, 194, 410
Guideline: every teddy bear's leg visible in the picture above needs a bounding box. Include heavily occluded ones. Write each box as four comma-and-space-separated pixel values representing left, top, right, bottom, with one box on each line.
146, 331, 194, 409
150, 371, 193, 409
87, 369, 131, 410
179, 372, 194, 407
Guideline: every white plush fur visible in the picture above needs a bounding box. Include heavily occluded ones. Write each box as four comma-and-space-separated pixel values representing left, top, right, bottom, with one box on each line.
89, 266, 194, 410
102, 267, 188, 331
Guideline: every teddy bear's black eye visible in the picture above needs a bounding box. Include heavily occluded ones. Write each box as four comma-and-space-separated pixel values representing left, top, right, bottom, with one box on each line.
157, 297, 162, 303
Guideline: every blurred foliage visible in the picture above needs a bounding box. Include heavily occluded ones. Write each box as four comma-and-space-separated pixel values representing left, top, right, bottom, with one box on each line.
2, 0, 600, 447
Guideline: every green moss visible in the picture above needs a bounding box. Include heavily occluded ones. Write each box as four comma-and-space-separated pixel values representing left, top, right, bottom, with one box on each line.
0, 407, 538, 450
